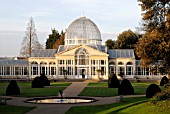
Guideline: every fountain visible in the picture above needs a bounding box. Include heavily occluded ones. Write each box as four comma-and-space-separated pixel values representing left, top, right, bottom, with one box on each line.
25, 90, 97, 104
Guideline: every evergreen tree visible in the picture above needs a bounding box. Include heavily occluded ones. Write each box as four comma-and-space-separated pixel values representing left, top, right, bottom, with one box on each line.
45, 29, 61, 49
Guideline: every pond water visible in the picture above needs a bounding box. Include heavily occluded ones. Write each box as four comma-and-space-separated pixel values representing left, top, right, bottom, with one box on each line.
26, 97, 96, 104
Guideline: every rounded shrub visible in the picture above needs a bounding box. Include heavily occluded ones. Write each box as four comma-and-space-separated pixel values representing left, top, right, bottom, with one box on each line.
118, 79, 134, 95
32, 76, 44, 88
160, 76, 169, 86
146, 84, 161, 98
40, 73, 50, 86
108, 73, 120, 88
6, 80, 20, 95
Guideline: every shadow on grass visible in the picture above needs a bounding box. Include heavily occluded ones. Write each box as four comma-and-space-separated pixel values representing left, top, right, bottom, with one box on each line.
104, 100, 148, 114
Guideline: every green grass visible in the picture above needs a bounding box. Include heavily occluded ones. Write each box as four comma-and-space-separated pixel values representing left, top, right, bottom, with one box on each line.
79, 87, 118, 97
80, 82, 163, 97
0, 82, 70, 97
67, 97, 170, 114
0, 105, 34, 114
88, 82, 108, 87
66, 97, 149, 114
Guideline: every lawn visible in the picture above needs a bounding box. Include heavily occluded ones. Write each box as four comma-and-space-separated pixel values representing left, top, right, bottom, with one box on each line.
0, 81, 71, 97
66, 96, 170, 114
79, 82, 161, 97
0, 105, 34, 114
66, 97, 149, 114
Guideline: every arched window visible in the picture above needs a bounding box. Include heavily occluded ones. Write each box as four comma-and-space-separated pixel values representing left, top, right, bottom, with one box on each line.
109, 62, 116, 74
118, 61, 124, 76
40, 62, 47, 75
75, 48, 89, 65
31, 61, 38, 75
126, 62, 133, 75
49, 62, 56, 76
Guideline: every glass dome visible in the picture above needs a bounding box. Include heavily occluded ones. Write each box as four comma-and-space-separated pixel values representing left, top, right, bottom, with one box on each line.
65, 16, 102, 45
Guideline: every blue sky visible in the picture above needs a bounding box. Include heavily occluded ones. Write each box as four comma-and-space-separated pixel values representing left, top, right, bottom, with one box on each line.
0, 0, 141, 57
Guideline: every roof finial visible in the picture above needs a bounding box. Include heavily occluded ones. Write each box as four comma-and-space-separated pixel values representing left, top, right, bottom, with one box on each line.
81, 12, 85, 18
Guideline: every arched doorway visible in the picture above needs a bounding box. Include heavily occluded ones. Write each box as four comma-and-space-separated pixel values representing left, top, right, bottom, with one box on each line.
75, 48, 89, 79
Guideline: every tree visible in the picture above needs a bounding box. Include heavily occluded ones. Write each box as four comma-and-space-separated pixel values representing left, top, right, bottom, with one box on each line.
20, 17, 43, 57
45, 29, 61, 49
53, 33, 65, 49
105, 39, 115, 49
136, 0, 170, 74
115, 29, 139, 49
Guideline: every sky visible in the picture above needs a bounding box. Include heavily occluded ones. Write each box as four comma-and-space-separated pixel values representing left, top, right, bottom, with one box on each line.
0, 0, 142, 57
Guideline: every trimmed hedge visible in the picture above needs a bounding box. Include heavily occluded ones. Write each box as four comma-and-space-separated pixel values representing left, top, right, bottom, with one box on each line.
108, 73, 120, 88
118, 79, 134, 95
6, 80, 20, 95
160, 76, 169, 86
146, 84, 161, 98
40, 73, 50, 86
32, 76, 44, 88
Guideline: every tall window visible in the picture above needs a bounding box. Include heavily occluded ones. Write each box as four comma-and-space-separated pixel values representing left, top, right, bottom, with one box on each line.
75, 48, 89, 65
118, 62, 124, 76
31, 61, 38, 75
126, 62, 133, 75
49, 62, 56, 76
109, 62, 116, 74
40, 62, 47, 75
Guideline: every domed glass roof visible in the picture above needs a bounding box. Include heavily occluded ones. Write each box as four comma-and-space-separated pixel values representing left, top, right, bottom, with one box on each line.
65, 16, 102, 45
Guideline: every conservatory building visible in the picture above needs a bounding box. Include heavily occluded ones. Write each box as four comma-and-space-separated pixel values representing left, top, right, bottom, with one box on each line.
0, 16, 162, 79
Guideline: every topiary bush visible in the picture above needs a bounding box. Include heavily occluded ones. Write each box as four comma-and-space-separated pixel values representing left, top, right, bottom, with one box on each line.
6, 80, 20, 95
40, 73, 50, 86
32, 76, 44, 88
108, 73, 120, 88
160, 76, 169, 86
118, 79, 134, 95
146, 84, 161, 98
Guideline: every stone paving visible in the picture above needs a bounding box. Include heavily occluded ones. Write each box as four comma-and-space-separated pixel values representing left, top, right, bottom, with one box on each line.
2, 82, 145, 114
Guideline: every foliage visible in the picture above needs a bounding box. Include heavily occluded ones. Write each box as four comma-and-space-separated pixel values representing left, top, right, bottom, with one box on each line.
45, 29, 65, 49
136, 0, 170, 74
160, 76, 169, 86
105, 39, 115, 49
32, 76, 44, 88
108, 73, 120, 88
6, 80, 20, 95
40, 73, 50, 86
53, 32, 65, 49
115, 29, 139, 49
20, 17, 43, 57
118, 79, 134, 95
146, 84, 161, 98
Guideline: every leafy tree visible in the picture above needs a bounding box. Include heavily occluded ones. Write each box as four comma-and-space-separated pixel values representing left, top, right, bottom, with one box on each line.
105, 39, 115, 49
115, 29, 139, 49
136, 0, 170, 74
20, 17, 43, 57
45, 29, 61, 49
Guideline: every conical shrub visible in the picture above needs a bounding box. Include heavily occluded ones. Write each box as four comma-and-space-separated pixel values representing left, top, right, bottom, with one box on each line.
6, 80, 20, 95
108, 73, 120, 88
146, 84, 161, 98
118, 79, 134, 95
32, 76, 44, 88
40, 73, 50, 86
160, 76, 169, 86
